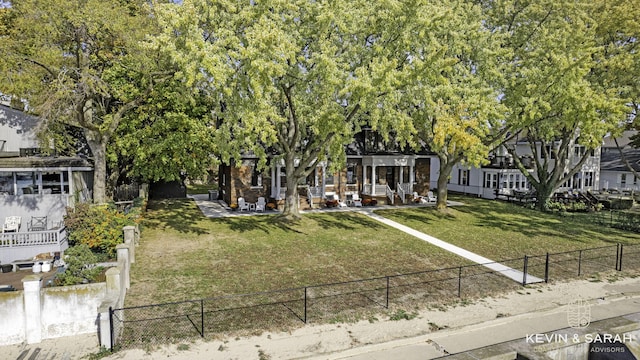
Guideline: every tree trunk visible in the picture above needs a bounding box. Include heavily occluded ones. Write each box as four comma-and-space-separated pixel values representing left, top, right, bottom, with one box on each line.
86, 133, 108, 204
535, 184, 554, 212
435, 158, 455, 211
280, 159, 301, 220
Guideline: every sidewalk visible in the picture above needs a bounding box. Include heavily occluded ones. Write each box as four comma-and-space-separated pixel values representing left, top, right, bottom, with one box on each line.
90, 276, 639, 360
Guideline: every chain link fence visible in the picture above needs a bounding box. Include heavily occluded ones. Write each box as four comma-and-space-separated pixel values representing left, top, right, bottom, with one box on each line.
110, 243, 636, 350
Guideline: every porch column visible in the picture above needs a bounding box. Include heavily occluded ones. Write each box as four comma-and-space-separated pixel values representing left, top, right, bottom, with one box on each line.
410, 164, 415, 193
67, 168, 73, 195
362, 165, 368, 193
399, 166, 404, 186
13, 172, 17, 195
275, 164, 282, 200
371, 165, 377, 195
271, 165, 276, 198
37, 171, 42, 194
321, 164, 326, 199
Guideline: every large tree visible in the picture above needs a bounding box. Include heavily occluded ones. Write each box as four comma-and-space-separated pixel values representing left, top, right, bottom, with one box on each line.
479, 0, 631, 210
152, 0, 430, 219
396, 0, 507, 211
0, 0, 159, 203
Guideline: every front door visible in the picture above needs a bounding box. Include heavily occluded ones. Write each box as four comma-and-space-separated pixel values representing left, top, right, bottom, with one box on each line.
386, 167, 396, 190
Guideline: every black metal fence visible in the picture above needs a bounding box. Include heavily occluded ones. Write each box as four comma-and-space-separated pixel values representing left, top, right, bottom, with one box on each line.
110, 243, 638, 350
594, 210, 640, 233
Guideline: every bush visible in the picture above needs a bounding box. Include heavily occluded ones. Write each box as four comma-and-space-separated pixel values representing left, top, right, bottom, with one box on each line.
55, 244, 104, 286
64, 203, 138, 258
609, 197, 634, 210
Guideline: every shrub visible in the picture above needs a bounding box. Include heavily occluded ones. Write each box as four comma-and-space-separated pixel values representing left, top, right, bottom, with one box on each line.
64, 203, 138, 258
55, 244, 104, 286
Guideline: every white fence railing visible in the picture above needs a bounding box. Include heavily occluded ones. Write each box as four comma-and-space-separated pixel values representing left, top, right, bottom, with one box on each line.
397, 183, 405, 204
386, 185, 394, 205
0, 227, 67, 248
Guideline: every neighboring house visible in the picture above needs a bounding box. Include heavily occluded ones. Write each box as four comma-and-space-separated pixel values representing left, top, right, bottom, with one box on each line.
600, 131, 640, 191
218, 128, 434, 207
0, 103, 93, 264
431, 137, 601, 199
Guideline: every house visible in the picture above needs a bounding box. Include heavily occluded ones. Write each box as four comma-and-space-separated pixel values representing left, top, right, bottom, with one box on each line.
218, 128, 434, 207
431, 137, 601, 200
600, 131, 640, 191
0, 103, 93, 264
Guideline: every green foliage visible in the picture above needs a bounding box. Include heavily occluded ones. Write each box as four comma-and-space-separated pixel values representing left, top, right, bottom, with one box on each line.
389, 309, 418, 321
0, 0, 161, 203
609, 198, 634, 210
64, 203, 137, 257
55, 244, 104, 286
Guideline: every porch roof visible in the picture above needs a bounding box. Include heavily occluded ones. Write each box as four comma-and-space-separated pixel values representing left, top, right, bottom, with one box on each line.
0, 155, 93, 171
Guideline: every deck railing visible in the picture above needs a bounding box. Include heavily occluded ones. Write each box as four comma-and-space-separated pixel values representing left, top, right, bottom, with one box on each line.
397, 183, 405, 204
385, 185, 394, 204
0, 227, 67, 248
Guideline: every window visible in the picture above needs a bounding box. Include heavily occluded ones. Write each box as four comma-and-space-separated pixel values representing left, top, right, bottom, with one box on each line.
584, 172, 594, 187
346, 164, 357, 184
484, 172, 497, 189
574, 145, 585, 158
508, 174, 514, 188
458, 169, 469, 186
0, 172, 13, 195
621, 173, 627, 187
542, 145, 556, 159
572, 173, 581, 189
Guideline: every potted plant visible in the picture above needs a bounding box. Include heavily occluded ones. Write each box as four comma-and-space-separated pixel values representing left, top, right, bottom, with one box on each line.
229, 203, 239, 211
266, 202, 276, 210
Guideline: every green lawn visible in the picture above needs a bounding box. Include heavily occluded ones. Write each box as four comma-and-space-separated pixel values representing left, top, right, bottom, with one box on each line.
127, 199, 470, 306
376, 196, 640, 260
186, 183, 217, 195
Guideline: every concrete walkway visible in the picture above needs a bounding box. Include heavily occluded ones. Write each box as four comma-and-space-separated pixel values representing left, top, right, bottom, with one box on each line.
359, 211, 544, 285
189, 194, 542, 284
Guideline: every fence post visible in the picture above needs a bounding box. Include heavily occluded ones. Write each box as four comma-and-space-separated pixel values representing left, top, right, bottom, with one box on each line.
522, 256, 528, 286
304, 287, 308, 324
457, 266, 462, 297
578, 250, 583, 276
109, 307, 114, 350
385, 276, 390, 309
201, 299, 205, 338
616, 244, 621, 271
544, 253, 550, 283
619, 245, 624, 271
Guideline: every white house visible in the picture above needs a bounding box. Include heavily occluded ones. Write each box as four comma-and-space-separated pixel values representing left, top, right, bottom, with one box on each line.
599, 131, 640, 191
0, 103, 93, 264
430, 137, 601, 199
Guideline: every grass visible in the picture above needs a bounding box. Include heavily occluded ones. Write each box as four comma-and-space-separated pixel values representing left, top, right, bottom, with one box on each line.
186, 183, 217, 195
126, 199, 471, 306
376, 195, 640, 260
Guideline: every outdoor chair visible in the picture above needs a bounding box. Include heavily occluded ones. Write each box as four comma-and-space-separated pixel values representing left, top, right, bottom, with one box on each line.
256, 197, 266, 212
426, 191, 437, 203
352, 193, 363, 207
413, 192, 428, 204
237, 197, 250, 211
330, 194, 347, 208
28, 216, 47, 231
2, 216, 21, 233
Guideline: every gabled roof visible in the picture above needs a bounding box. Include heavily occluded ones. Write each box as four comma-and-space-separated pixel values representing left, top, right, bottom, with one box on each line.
600, 147, 640, 172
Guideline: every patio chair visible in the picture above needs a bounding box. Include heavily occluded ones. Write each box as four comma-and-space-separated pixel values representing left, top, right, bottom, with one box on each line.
237, 197, 250, 211
413, 192, 427, 204
256, 197, 266, 212
330, 194, 347, 208
2, 216, 21, 233
28, 216, 47, 231
352, 193, 363, 207
426, 191, 437, 203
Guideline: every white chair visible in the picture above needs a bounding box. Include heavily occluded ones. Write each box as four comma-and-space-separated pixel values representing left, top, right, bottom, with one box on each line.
237, 197, 250, 211
256, 197, 266, 212
426, 191, 437, 203
352, 193, 363, 207
2, 216, 21, 232
413, 192, 427, 204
